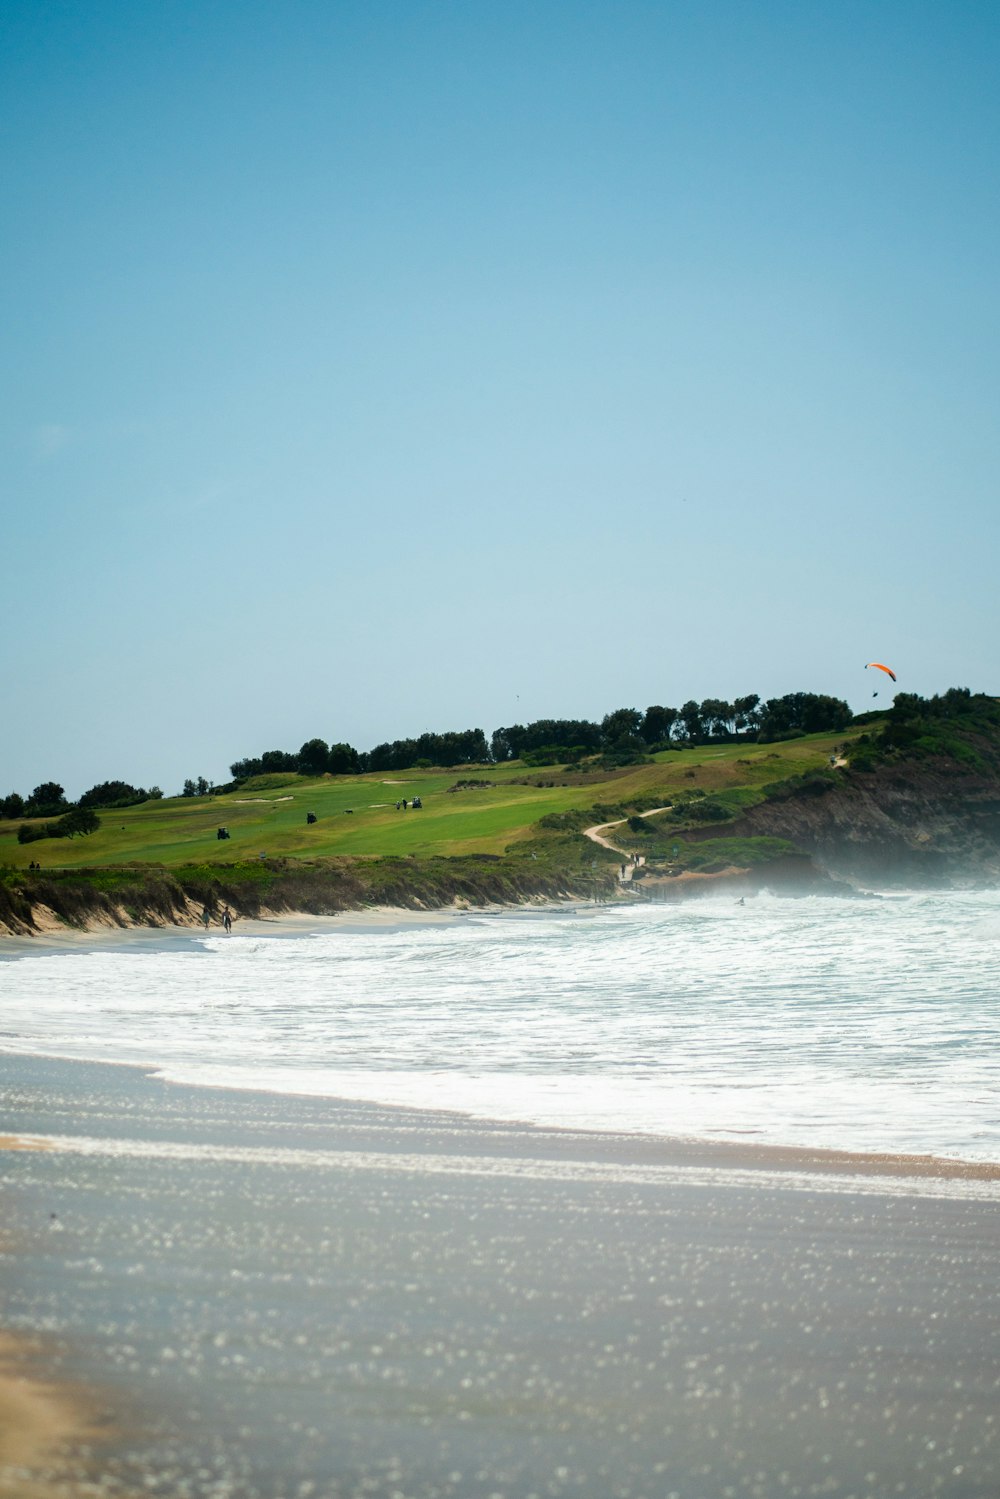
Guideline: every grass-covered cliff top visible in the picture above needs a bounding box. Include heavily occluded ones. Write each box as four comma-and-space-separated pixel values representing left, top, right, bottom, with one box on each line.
8, 694, 1000, 931
1, 728, 864, 873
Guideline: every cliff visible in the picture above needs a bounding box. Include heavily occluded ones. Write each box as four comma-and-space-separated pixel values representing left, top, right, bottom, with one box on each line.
684, 757, 1000, 888
0, 855, 616, 939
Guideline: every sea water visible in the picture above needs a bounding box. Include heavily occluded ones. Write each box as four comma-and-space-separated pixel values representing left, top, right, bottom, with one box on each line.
2, 891, 999, 1162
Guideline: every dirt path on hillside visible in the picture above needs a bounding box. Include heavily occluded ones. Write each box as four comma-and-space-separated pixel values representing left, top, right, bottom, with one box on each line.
583, 806, 672, 883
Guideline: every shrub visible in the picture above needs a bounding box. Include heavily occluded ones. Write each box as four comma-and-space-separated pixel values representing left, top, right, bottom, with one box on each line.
681, 797, 734, 823
762, 770, 835, 802
595, 749, 651, 769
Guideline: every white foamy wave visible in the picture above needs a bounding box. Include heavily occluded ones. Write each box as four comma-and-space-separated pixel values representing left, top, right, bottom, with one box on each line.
3, 892, 1000, 1160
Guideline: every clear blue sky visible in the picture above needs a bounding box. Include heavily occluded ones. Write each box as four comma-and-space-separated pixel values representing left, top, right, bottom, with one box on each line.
2, 0, 998, 796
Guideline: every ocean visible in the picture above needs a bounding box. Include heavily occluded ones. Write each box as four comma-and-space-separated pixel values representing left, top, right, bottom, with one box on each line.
3, 890, 1000, 1163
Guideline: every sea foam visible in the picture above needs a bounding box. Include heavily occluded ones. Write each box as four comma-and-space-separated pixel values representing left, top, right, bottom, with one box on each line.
3, 892, 999, 1161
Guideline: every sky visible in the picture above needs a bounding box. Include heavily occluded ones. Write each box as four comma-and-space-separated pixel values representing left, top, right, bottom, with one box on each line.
2, 0, 998, 797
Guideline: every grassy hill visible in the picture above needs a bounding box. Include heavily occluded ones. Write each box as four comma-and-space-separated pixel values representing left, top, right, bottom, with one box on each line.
8, 690, 1000, 938
1, 728, 881, 935
10, 698, 1000, 933
0, 730, 861, 872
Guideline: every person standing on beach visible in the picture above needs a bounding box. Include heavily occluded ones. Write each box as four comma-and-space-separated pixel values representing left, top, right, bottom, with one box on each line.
222, 907, 233, 934
200, 906, 211, 930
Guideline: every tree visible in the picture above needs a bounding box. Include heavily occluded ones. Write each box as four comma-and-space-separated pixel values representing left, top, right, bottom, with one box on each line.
490, 726, 518, 762
733, 694, 761, 737
328, 742, 361, 775
414, 728, 490, 765
601, 708, 643, 746
26, 782, 67, 816
678, 700, 705, 744
363, 727, 490, 773
55, 807, 101, 837
641, 705, 679, 744
230, 757, 263, 782
1, 792, 25, 820
491, 719, 602, 762
78, 780, 146, 809
259, 749, 298, 774
31, 781, 65, 804
298, 738, 330, 776
699, 699, 735, 740
758, 693, 853, 741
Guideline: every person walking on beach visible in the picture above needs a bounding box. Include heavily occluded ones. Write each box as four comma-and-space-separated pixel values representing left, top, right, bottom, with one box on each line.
222, 907, 233, 934
200, 906, 211, 930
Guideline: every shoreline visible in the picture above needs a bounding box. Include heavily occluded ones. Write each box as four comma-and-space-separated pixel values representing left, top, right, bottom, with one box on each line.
3, 904, 1000, 1180
3, 1042, 999, 1187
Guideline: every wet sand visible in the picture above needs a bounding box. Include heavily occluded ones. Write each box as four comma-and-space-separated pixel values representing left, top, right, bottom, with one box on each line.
0, 1333, 106, 1498
2, 1052, 999, 1498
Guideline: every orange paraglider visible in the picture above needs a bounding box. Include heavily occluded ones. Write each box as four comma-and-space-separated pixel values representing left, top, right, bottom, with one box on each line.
866, 662, 897, 698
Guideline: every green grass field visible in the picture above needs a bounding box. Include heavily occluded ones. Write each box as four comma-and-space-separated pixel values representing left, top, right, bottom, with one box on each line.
0, 731, 862, 872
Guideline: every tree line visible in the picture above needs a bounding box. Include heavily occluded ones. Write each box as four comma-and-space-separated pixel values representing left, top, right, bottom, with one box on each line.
1, 779, 164, 821
492, 693, 853, 761
2, 690, 856, 823
1, 779, 165, 843
227, 728, 491, 783
223, 691, 854, 783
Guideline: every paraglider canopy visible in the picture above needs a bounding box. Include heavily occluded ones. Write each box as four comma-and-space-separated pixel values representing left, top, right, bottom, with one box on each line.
865, 662, 897, 682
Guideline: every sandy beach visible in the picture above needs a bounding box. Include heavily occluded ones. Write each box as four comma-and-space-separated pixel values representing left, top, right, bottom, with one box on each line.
2, 1042, 999, 1498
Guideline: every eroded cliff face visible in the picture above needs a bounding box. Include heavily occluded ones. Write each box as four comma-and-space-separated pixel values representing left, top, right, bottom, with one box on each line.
708, 759, 1000, 887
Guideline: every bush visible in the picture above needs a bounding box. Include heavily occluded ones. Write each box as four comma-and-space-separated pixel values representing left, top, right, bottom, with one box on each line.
594, 749, 651, 769
682, 797, 734, 823
523, 746, 571, 767
762, 770, 835, 802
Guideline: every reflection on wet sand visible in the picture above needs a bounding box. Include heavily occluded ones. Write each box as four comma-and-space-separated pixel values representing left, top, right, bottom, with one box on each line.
2, 1054, 999, 1498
